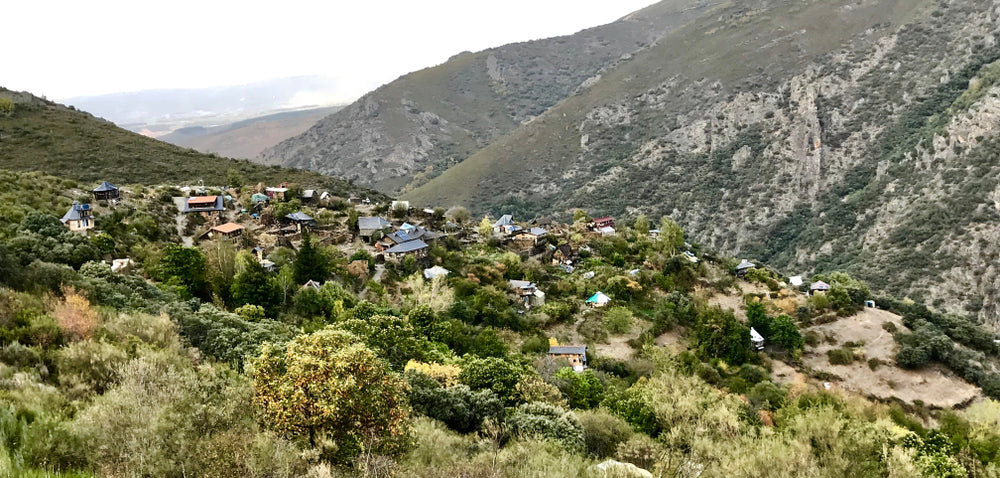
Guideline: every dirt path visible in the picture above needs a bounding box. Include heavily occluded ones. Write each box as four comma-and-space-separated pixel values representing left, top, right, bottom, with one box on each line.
802, 308, 980, 407
171, 197, 193, 247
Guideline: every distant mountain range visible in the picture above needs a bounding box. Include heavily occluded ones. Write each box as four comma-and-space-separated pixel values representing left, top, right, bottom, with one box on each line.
62, 76, 349, 136
159, 106, 343, 160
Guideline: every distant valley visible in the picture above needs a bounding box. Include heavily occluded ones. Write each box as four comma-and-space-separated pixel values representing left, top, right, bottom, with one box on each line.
159, 105, 342, 160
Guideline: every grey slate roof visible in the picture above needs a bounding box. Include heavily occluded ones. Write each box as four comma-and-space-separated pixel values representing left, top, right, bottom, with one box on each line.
384, 239, 429, 254
285, 212, 314, 222
528, 227, 547, 236
359, 217, 391, 231
549, 346, 587, 355
61, 203, 91, 223
493, 215, 514, 227
736, 259, 756, 270
92, 181, 117, 192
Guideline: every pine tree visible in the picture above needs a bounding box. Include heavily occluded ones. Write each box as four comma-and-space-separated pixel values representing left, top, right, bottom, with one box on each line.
293, 230, 330, 284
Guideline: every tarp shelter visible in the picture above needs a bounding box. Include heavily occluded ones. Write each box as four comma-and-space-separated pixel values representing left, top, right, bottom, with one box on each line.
586, 291, 611, 307
750, 327, 765, 351
423, 266, 450, 280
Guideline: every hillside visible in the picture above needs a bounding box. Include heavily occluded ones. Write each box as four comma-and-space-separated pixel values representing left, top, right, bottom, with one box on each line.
405, 0, 1000, 329
0, 88, 384, 199
259, 0, 722, 192
160, 106, 342, 160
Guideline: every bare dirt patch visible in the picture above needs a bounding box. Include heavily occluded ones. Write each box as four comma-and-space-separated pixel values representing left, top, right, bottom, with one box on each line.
802, 308, 980, 407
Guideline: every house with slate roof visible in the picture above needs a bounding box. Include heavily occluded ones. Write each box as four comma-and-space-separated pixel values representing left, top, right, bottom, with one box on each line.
548, 345, 588, 372
358, 217, 392, 239
810, 281, 831, 295
61, 202, 94, 232
514, 227, 548, 246
92, 181, 119, 201
735, 259, 755, 278
493, 215, 518, 234
383, 239, 429, 259
202, 222, 245, 244
285, 212, 315, 232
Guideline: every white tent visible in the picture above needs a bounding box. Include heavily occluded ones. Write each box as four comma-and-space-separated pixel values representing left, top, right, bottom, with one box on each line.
423, 266, 450, 280
750, 327, 765, 351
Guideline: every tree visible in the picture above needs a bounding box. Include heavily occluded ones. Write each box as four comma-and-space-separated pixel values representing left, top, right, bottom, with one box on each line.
769, 315, 804, 352
477, 216, 493, 238
658, 217, 684, 254
252, 329, 413, 464
603, 307, 634, 334
226, 168, 244, 189
231, 252, 281, 316
694, 306, 752, 365
446, 206, 471, 225
157, 244, 208, 299
459, 356, 525, 405
404, 370, 504, 433
573, 209, 589, 224
552, 368, 605, 409
746, 301, 770, 337
293, 230, 330, 284
0, 97, 14, 117
633, 214, 650, 236
346, 208, 359, 237
508, 402, 584, 451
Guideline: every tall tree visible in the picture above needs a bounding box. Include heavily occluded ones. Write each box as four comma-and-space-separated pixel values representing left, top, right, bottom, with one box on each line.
252, 329, 413, 463
293, 230, 330, 284
231, 252, 281, 316
157, 244, 208, 299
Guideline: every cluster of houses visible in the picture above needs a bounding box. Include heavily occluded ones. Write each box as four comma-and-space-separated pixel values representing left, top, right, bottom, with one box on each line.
59, 181, 121, 232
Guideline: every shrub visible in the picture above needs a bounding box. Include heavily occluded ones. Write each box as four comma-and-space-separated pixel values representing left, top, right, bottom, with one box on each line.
747, 382, 787, 411
552, 368, 605, 409
508, 402, 584, 451
404, 370, 503, 433
827, 348, 855, 365
578, 409, 633, 458
459, 356, 525, 405
615, 434, 665, 471
602, 307, 634, 335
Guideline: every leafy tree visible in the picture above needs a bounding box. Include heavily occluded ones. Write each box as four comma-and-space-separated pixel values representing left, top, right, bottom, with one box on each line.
346, 208, 359, 236
293, 230, 330, 284
573, 209, 589, 224
694, 306, 752, 365
231, 252, 281, 316
769, 315, 804, 352
252, 329, 413, 464
746, 301, 770, 337
446, 206, 471, 225
602, 307, 634, 334
0, 97, 14, 116
459, 356, 525, 405
633, 214, 650, 235
226, 168, 244, 189
578, 409, 633, 458
404, 370, 504, 433
157, 244, 208, 299
658, 216, 684, 254
334, 314, 446, 369
477, 216, 493, 237
552, 368, 605, 409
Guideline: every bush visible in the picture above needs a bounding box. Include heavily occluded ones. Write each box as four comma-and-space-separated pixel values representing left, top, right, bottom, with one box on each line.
552, 368, 605, 409
827, 348, 855, 365
459, 356, 525, 405
747, 382, 787, 411
405, 370, 504, 433
577, 409, 632, 458
602, 307, 634, 334
508, 402, 584, 451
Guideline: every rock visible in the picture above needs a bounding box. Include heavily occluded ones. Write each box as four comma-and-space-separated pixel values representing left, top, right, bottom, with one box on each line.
589, 459, 653, 478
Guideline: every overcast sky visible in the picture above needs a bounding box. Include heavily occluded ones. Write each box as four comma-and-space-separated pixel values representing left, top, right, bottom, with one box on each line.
6, 0, 655, 101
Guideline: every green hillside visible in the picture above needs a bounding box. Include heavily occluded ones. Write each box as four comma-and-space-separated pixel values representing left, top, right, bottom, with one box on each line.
260, 0, 722, 192
403, 0, 1000, 327
0, 88, 385, 199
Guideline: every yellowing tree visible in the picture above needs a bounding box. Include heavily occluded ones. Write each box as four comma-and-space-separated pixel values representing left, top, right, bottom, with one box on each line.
477, 216, 493, 238
252, 329, 413, 464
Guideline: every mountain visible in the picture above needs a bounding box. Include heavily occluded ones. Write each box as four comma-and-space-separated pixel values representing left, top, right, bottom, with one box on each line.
0, 87, 385, 200
259, 0, 722, 192
159, 106, 342, 160
62, 75, 348, 135
403, 0, 1000, 327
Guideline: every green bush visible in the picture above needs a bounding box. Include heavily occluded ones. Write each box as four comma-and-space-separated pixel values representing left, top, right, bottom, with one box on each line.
577, 409, 632, 458
602, 307, 634, 334
552, 368, 605, 409
404, 370, 504, 434
827, 348, 855, 365
508, 402, 584, 451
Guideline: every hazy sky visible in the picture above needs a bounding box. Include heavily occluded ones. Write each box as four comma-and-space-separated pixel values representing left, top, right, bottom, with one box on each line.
6, 0, 655, 100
